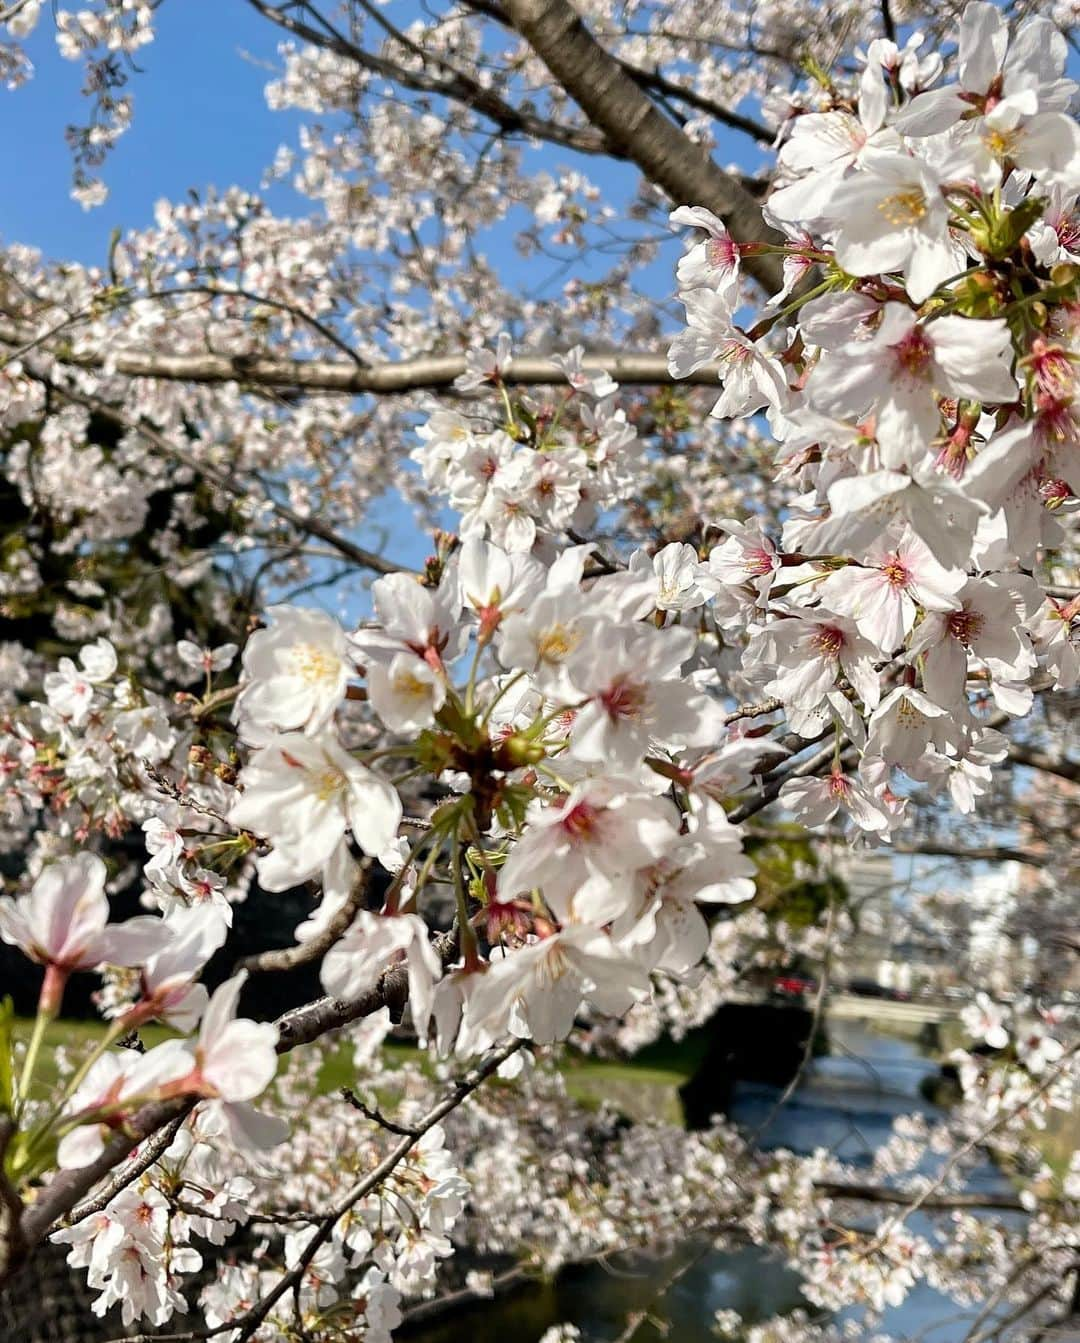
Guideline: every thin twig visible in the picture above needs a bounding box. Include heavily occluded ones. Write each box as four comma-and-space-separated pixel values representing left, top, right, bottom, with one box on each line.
228, 1038, 524, 1342
340, 1087, 419, 1137
63, 1113, 191, 1228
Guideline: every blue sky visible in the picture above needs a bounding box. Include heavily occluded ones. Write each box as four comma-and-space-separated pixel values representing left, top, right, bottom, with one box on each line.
2, 1, 702, 275
2, 1, 282, 265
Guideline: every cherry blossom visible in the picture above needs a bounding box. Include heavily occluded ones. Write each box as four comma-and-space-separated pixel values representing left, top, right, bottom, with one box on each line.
228, 732, 402, 889
0, 854, 164, 1010
236, 605, 352, 738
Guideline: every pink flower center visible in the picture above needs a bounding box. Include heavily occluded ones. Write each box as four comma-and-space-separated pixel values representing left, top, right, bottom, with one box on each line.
946, 609, 984, 644
719, 339, 750, 368
744, 546, 775, 577
1058, 216, 1080, 251
935, 423, 973, 479
811, 625, 846, 657
599, 676, 648, 722
1039, 477, 1070, 505
561, 800, 600, 841
881, 556, 911, 589
707, 235, 739, 273
891, 326, 933, 378
827, 769, 851, 799
1029, 339, 1074, 399
1035, 397, 1076, 445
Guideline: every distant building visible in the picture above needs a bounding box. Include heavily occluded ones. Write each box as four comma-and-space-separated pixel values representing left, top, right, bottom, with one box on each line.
831, 852, 904, 986
830, 850, 959, 991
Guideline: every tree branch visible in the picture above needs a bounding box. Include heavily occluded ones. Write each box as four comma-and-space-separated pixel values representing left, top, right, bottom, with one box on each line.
888, 840, 1048, 869
273, 928, 459, 1052
0, 1118, 25, 1285
728, 739, 837, 825
244, 0, 610, 155
63, 1113, 191, 1229
228, 1038, 523, 1342
813, 1181, 1038, 1213
616, 60, 774, 146
500, 0, 785, 291
5, 929, 460, 1274
1007, 743, 1080, 785
462, 0, 774, 144
15, 1096, 198, 1257
236, 861, 371, 975
0, 325, 729, 395
858, 1043, 1079, 1259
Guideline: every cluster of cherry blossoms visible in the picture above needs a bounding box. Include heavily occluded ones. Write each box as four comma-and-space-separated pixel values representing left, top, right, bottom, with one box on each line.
40, 1012, 471, 1337
663, 2, 1079, 836
225, 505, 759, 1050
412, 343, 643, 553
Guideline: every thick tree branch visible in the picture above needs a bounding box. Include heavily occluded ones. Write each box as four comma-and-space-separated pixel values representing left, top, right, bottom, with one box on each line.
6, 931, 460, 1273
813, 1181, 1038, 1213
500, 0, 785, 290
64, 1113, 191, 1229
617, 59, 774, 146
888, 840, 1048, 868
0, 324, 727, 395
15, 1096, 198, 1256
273, 928, 459, 1051
1007, 743, 1080, 785
462, 0, 774, 145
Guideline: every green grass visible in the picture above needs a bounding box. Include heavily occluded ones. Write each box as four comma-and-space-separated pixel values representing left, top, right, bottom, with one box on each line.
315, 1035, 423, 1095
557, 1032, 708, 1126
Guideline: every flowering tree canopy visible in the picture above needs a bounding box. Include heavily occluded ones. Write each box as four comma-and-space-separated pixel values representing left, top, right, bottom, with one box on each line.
0, 1, 1078, 1340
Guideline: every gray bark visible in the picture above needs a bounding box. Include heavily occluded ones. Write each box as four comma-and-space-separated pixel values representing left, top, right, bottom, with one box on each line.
501, 0, 785, 292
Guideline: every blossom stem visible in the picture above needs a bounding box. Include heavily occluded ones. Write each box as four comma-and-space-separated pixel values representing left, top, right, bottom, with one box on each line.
498, 380, 517, 431
401, 838, 444, 916
464, 636, 486, 717
16, 1006, 53, 1116
747, 276, 837, 340
534, 760, 575, 792
531, 696, 587, 735
451, 828, 480, 970
382, 828, 435, 916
